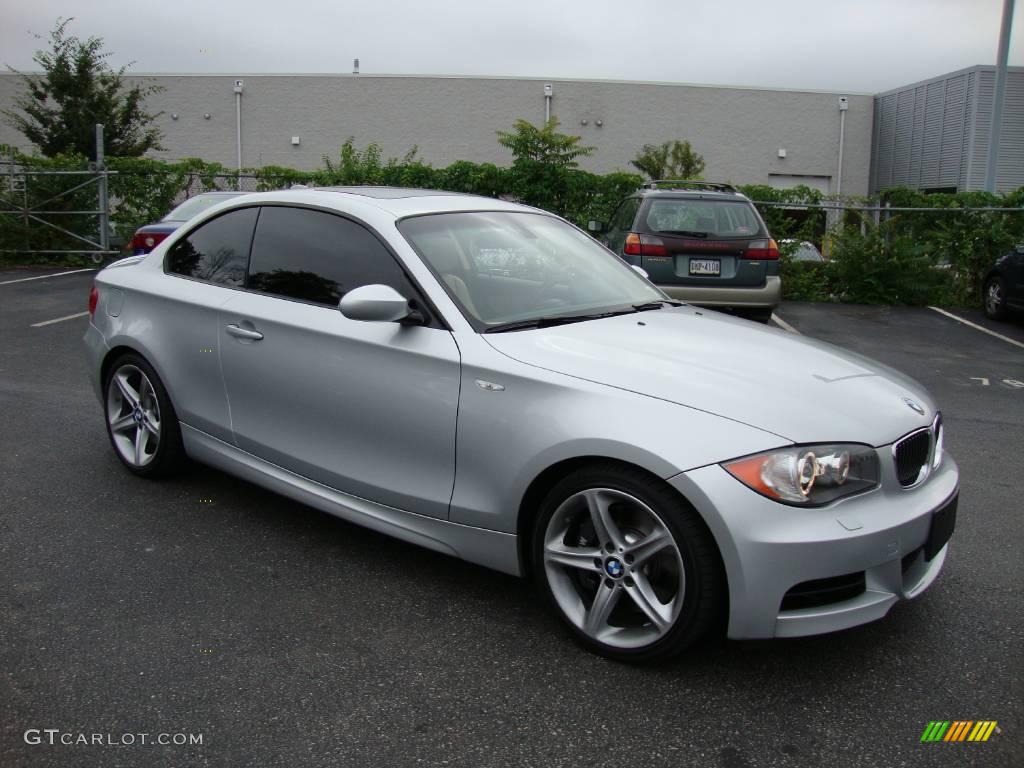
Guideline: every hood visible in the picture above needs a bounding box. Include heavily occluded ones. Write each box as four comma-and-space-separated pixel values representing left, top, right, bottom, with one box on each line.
484, 306, 935, 446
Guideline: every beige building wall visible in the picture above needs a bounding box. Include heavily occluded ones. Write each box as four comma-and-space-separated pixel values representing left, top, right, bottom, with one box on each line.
0, 73, 874, 196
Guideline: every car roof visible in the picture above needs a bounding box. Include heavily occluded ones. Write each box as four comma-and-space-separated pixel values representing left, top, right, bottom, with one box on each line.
317, 186, 466, 199
632, 181, 750, 201
221, 187, 538, 218
636, 189, 750, 201
187, 190, 244, 198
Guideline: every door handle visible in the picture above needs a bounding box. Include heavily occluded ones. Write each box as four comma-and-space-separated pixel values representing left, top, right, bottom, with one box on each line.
225, 324, 264, 341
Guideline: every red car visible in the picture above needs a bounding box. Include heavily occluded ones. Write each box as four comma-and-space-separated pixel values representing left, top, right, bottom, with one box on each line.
130, 191, 245, 254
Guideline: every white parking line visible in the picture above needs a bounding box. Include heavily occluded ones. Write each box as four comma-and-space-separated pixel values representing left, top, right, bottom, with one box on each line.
928, 306, 1024, 351
31, 311, 89, 328
0, 268, 97, 285
771, 313, 801, 334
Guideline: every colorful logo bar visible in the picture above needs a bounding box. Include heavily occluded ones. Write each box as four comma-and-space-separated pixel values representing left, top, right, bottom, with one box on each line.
920, 721, 998, 742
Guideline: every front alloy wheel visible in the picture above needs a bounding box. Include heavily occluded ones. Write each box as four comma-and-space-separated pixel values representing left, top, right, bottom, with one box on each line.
535, 465, 724, 662
544, 488, 686, 649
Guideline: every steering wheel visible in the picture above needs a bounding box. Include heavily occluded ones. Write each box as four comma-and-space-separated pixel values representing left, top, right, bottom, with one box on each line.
533, 261, 576, 307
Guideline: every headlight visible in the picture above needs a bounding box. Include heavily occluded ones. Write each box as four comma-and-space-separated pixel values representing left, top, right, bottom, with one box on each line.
723, 444, 880, 506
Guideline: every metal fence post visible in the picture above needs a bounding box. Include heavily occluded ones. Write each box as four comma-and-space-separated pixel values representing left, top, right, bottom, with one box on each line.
96, 124, 110, 254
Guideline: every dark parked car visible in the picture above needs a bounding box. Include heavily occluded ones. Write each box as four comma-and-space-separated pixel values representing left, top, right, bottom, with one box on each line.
983, 244, 1024, 320
591, 181, 779, 322
130, 191, 245, 254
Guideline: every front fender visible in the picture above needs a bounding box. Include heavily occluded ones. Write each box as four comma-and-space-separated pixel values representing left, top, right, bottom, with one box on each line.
448, 334, 788, 533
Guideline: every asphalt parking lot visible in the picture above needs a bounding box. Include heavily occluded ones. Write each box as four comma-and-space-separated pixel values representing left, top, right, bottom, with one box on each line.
1, 268, 1021, 768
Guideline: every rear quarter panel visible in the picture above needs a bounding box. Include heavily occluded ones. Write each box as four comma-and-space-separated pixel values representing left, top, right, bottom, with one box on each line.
93, 253, 236, 444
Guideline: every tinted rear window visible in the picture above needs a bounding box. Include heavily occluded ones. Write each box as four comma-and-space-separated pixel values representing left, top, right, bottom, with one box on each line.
165, 207, 257, 287
643, 200, 762, 238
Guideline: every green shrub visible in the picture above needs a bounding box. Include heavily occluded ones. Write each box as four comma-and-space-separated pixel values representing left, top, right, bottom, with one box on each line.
826, 219, 953, 305
779, 259, 831, 302
3, 135, 1021, 307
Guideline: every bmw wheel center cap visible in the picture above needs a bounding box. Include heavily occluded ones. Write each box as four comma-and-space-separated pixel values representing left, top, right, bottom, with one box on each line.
604, 558, 625, 578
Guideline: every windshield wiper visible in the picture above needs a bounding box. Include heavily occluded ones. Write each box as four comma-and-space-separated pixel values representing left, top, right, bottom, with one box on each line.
633, 299, 683, 310
485, 307, 643, 333
658, 230, 708, 238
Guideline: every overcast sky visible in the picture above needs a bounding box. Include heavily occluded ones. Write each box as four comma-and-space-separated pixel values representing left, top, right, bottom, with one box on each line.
2, 0, 1021, 93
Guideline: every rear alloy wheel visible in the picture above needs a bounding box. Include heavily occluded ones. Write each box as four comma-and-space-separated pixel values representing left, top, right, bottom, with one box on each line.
534, 464, 725, 662
983, 276, 1008, 320
104, 354, 184, 478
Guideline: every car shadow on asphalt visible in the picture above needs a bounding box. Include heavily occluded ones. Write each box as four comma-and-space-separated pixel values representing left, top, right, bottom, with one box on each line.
169, 460, 923, 682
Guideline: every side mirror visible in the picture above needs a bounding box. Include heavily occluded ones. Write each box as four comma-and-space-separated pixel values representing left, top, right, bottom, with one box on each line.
339, 284, 423, 324
587, 220, 606, 233
631, 265, 650, 280
1015, 244, 1024, 254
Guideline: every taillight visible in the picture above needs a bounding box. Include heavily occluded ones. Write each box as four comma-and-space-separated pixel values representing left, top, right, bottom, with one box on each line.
623, 233, 668, 257
130, 230, 169, 253
88, 285, 99, 318
745, 238, 779, 260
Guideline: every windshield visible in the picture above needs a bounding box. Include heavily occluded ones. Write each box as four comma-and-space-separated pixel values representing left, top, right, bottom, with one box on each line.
399, 211, 665, 329
164, 194, 242, 222
643, 199, 762, 238
792, 243, 823, 262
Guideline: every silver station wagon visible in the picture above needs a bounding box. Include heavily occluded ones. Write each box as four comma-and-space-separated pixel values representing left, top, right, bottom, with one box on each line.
84, 187, 958, 662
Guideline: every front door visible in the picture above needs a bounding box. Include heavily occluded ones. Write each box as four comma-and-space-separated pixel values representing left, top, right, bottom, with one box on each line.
218, 205, 460, 520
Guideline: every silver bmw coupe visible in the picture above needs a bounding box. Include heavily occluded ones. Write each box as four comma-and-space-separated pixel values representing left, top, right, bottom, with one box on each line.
84, 187, 958, 662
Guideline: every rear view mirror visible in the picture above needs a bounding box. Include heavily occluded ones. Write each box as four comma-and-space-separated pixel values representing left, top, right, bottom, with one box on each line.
587, 220, 606, 233
339, 284, 422, 324
632, 265, 650, 280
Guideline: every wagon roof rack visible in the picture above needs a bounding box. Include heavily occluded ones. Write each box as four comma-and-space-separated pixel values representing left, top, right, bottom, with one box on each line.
640, 180, 739, 194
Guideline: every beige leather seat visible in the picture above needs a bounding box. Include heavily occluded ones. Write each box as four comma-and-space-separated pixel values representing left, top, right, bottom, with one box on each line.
416, 232, 482, 320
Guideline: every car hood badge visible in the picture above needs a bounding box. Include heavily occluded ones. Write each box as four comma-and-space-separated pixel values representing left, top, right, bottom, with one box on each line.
902, 397, 925, 415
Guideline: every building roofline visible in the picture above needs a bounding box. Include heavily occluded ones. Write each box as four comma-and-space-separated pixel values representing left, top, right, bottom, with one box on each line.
0, 69, 874, 97
874, 64, 1024, 97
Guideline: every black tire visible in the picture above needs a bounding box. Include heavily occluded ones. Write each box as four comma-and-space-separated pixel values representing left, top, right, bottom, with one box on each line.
532, 462, 726, 663
741, 308, 774, 324
103, 352, 185, 478
983, 275, 1008, 320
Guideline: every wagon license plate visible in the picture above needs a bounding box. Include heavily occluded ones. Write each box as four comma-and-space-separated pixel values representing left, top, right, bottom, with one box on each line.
689, 259, 721, 276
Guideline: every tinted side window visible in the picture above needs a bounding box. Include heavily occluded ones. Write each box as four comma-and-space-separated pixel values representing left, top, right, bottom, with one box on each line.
608, 198, 640, 233
604, 198, 640, 253
166, 207, 257, 287
247, 207, 412, 306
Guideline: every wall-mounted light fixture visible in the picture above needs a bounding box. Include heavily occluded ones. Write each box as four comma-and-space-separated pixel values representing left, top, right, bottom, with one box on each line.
291, 136, 301, 146
171, 113, 179, 120
580, 119, 588, 126
778, 148, 787, 158
595, 119, 603, 127
204, 113, 211, 120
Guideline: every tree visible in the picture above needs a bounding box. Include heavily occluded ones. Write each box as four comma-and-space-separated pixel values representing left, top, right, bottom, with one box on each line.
497, 118, 595, 169
3, 18, 163, 159
496, 118, 595, 215
631, 140, 705, 181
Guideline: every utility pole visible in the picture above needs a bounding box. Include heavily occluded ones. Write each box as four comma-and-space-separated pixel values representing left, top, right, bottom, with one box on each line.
96, 124, 109, 253
985, 0, 1015, 192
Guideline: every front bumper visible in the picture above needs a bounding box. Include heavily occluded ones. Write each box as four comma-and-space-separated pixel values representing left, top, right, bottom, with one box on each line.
670, 449, 959, 639
657, 275, 781, 310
